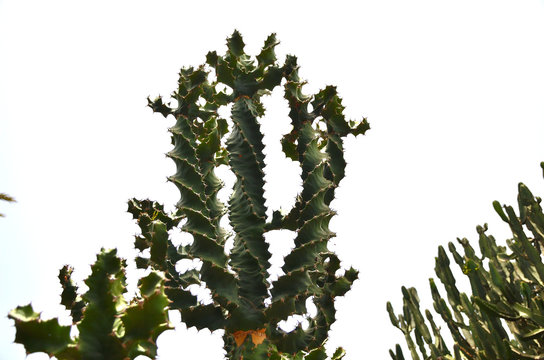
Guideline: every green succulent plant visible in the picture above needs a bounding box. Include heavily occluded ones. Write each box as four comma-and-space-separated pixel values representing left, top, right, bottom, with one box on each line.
9, 31, 367, 360
134, 30, 368, 359
388, 162, 544, 360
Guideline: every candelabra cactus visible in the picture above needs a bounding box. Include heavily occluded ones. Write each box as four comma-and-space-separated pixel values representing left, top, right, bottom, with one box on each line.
132, 30, 368, 359
388, 163, 544, 360
9, 31, 367, 360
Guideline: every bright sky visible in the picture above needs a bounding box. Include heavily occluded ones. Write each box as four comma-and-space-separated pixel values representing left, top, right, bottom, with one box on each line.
1, 0, 544, 359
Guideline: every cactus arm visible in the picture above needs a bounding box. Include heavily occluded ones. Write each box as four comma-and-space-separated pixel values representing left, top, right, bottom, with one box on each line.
140, 68, 244, 317
267, 57, 366, 353
211, 32, 285, 331
504, 198, 544, 286
166, 76, 228, 265
76, 249, 128, 358
58, 265, 85, 322
128, 198, 199, 305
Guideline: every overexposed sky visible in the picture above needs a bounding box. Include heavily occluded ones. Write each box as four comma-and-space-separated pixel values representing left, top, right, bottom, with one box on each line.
1, 0, 544, 359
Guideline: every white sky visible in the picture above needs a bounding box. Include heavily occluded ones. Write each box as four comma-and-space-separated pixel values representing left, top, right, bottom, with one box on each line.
1, 0, 544, 359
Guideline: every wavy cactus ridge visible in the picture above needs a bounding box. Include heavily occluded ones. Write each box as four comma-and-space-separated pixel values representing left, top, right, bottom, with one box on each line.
221, 40, 275, 326
388, 163, 544, 360
227, 99, 270, 285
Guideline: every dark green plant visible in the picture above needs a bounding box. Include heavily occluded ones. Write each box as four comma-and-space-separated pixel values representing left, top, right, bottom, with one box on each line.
9, 31, 367, 360
9, 249, 171, 359
132, 30, 368, 359
388, 162, 544, 360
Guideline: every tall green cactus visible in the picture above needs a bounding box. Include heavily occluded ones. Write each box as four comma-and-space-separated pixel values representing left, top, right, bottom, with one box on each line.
133, 30, 368, 359
388, 162, 544, 360
9, 32, 367, 360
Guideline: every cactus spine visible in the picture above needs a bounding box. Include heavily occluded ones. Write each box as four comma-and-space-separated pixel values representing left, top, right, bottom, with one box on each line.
138, 31, 368, 359
388, 162, 544, 360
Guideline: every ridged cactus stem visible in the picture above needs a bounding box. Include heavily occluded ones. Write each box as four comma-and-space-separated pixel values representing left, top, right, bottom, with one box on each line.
227, 97, 271, 325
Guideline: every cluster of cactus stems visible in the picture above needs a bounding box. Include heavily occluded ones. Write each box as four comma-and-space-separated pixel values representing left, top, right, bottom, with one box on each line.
9, 249, 171, 359
388, 163, 544, 360
9, 31, 367, 360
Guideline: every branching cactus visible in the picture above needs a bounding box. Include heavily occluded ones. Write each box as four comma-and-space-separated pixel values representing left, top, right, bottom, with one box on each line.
8, 31, 366, 360
387, 163, 544, 360
131, 31, 368, 359
9, 249, 171, 359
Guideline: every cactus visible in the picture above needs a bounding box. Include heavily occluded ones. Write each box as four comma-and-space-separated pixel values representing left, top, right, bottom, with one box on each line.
9, 249, 171, 359
387, 162, 544, 360
9, 32, 366, 359
131, 30, 368, 359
